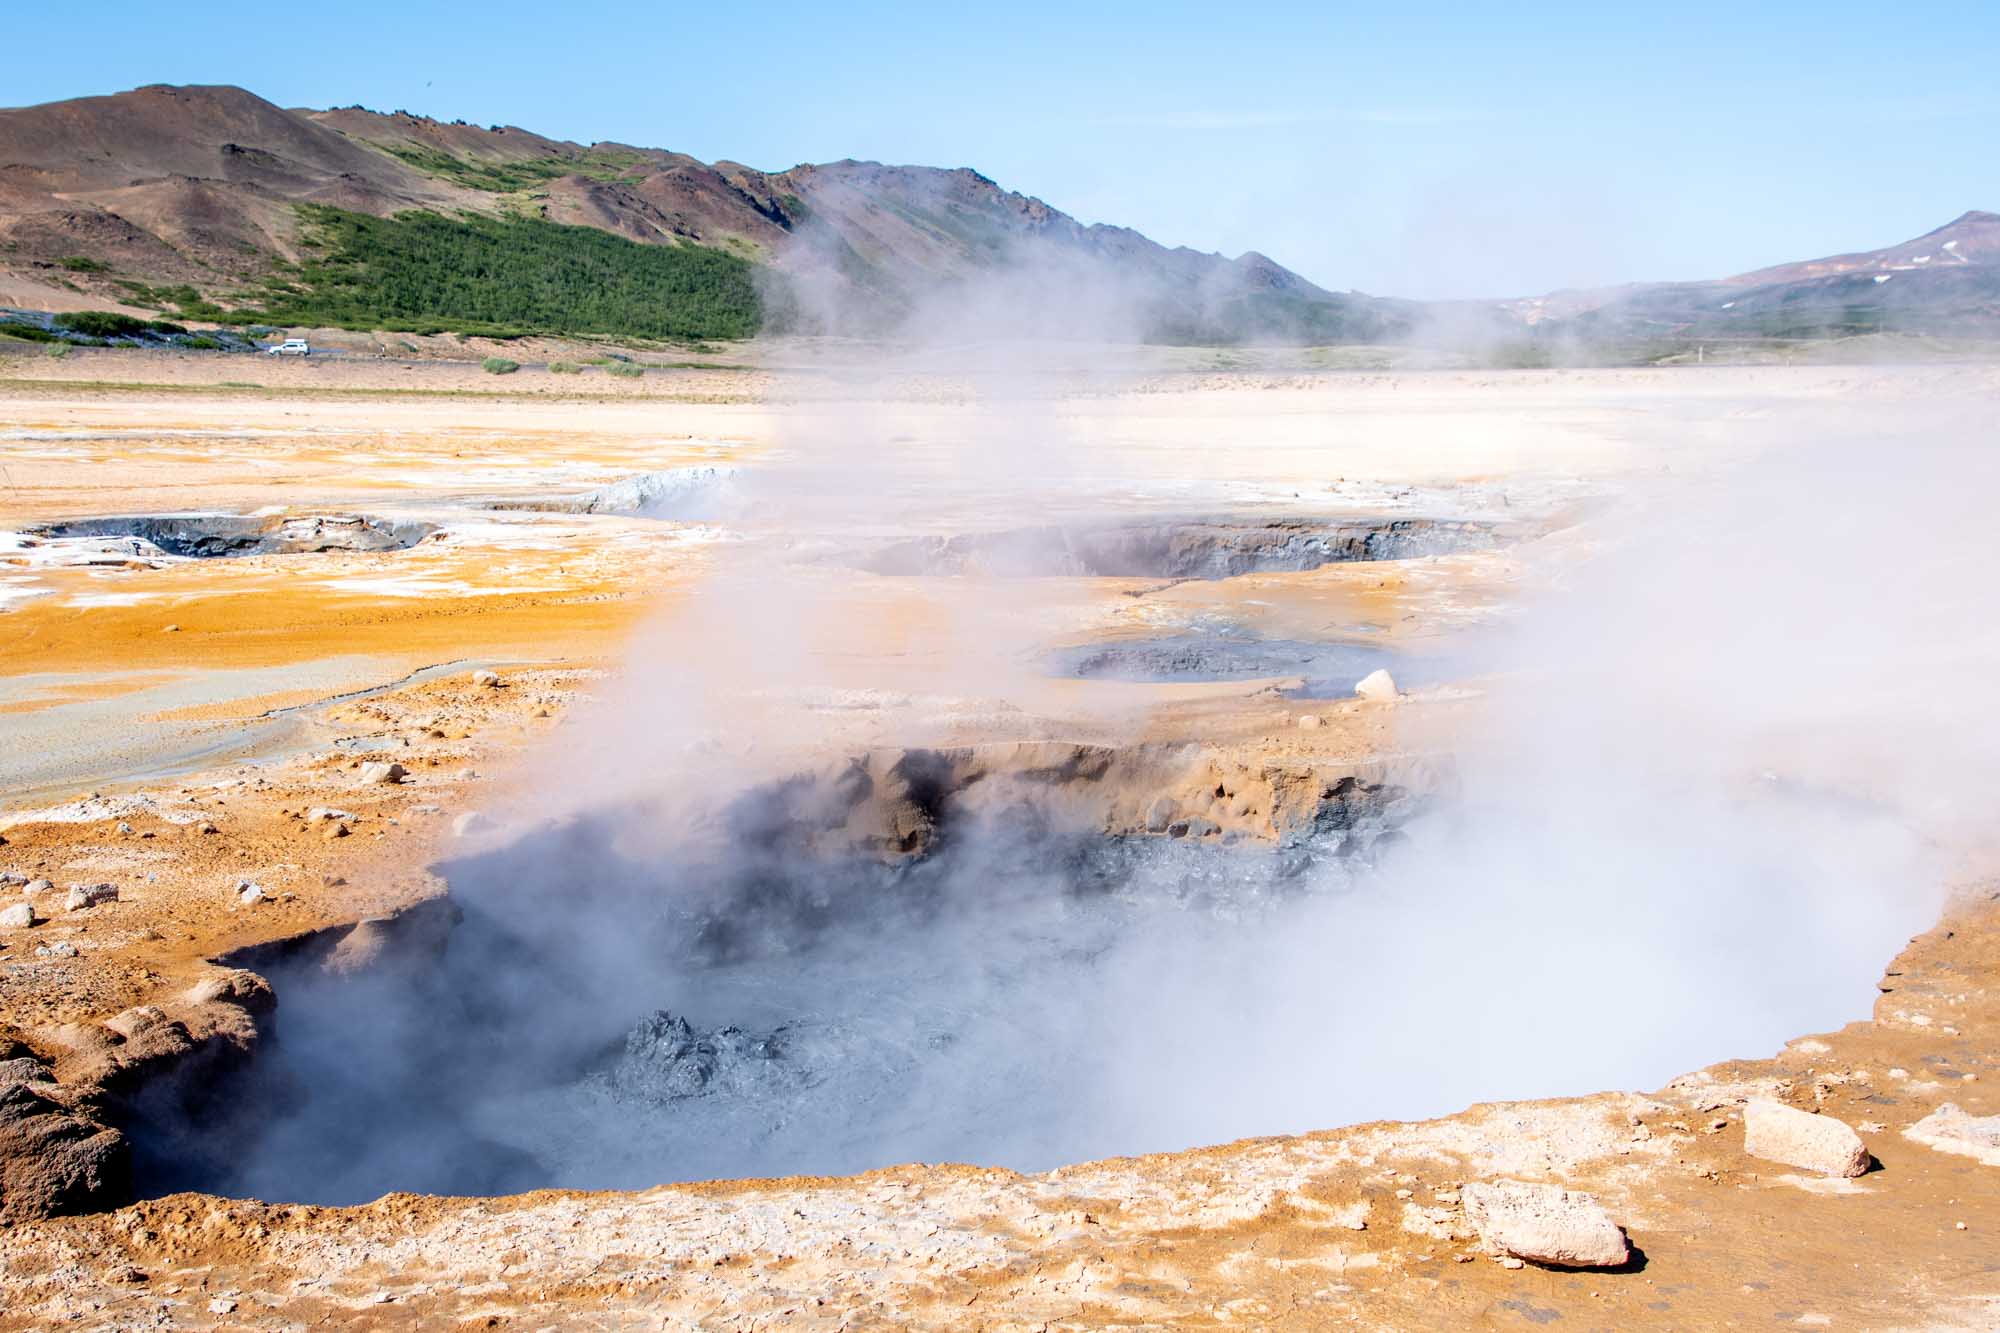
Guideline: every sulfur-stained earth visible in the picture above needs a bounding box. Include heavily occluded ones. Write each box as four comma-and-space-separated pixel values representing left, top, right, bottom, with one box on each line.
2, 352, 1998, 1330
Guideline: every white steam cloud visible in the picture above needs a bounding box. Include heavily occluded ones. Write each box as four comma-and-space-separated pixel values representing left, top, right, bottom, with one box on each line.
162, 258, 1997, 1204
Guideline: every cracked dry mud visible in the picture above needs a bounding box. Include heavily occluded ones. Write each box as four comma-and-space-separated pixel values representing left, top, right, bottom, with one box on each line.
1, 356, 1997, 1330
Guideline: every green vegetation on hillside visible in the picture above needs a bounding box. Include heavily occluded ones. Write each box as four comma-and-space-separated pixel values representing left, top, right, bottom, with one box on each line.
127, 206, 763, 341
379, 144, 652, 193
0, 322, 64, 343
55, 311, 187, 338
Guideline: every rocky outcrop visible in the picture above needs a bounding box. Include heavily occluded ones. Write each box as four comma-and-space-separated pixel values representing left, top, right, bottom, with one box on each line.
0, 1040, 128, 1225
717, 742, 1435, 863
0, 974, 280, 1221
1903, 1103, 2000, 1167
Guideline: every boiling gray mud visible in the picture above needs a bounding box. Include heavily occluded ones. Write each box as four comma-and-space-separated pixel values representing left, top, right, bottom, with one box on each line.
147, 796, 1409, 1206
134, 750, 1939, 1208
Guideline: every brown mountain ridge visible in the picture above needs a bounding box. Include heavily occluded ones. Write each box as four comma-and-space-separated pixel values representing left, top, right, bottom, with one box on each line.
0, 83, 1405, 342
0, 82, 1993, 345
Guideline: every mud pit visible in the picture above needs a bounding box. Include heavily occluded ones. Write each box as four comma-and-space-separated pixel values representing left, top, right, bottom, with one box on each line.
860, 515, 1506, 579
1048, 629, 1441, 691
27, 512, 438, 559
144, 747, 1421, 1204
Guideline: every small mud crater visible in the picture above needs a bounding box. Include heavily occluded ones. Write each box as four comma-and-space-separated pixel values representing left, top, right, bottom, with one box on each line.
30, 512, 438, 559
860, 515, 1505, 579
1049, 630, 1410, 689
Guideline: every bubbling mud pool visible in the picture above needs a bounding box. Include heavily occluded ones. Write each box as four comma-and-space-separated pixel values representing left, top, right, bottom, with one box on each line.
129, 735, 1935, 1208
145, 815, 1403, 1203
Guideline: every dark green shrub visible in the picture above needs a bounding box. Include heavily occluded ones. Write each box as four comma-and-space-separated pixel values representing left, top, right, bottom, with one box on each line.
481, 357, 520, 374
548, 360, 582, 373
606, 361, 644, 378
238, 206, 761, 341
55, 310, 151, 338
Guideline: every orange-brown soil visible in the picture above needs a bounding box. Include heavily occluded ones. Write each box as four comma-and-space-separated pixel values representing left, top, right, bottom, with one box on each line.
2, 359, 1997, 1329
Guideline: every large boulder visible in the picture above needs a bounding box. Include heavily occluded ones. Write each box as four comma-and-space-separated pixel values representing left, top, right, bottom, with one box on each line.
1743, 1099, 1870, 1177
1461, 1180, 1630, 1268
1903, 1103, 2000, 1167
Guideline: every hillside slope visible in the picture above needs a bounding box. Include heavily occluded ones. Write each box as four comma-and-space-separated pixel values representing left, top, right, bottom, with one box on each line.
0, 84, 1405, 343
1521, 211, 2000, 341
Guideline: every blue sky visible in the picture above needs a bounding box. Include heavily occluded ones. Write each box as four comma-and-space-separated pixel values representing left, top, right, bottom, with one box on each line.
9, 2, 1995, 299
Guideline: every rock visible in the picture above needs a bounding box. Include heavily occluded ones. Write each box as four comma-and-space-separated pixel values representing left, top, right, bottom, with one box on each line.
323, 821, 351, 840
185, 969, 276, 1014
472, 669, 502, 688
1168, 816, 1221, 839
1743, 1098, 1870, 1177
103, 1006, 176, 1043
1297, 713, 1323, 730
35, 942, 78, 959
0, 873, 23, 886
359, 761, 408, 785
1461, 1180, 1630, 1269
451, 811, 495, 838
305, 807, 354, 823
0, 903, 37, 929
102, 1264, 147, 1284
209, 1298, 237, 1315
1903, 1103, 2000, 1167
238, 883, 267, 906
1354, 668, 1399, 702
0, 1071, 130, 1223
1144, 797, 1176, 833
116, 821, 133, 835
62, 883, 117, 912
22, 879, 50, 896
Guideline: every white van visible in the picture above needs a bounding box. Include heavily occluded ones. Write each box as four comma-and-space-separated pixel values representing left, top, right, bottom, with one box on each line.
264, 338, 311, 357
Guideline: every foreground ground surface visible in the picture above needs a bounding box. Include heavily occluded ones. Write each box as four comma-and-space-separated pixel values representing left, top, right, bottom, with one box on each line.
1, 351, 1996, 1328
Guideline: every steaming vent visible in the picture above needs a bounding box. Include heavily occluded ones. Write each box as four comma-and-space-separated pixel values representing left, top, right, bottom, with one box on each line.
137, 744, 1427, 1204
859, 515, 1505, 579
485, 466, 739, 519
